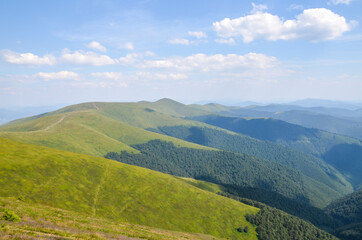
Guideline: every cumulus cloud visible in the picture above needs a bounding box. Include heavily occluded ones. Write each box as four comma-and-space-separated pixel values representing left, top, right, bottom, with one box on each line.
188, 31, 207, 39
119, 51, 155, 65
215, 38, 236, 45
86, 41, 107, 52
213, 8, 354, 43
168, 38, 190, 45
34, 71, 79, 80
328, 0, 352, 5
60, 49, 117, 65
1, 50, 56, 65
143, 53, 278, 72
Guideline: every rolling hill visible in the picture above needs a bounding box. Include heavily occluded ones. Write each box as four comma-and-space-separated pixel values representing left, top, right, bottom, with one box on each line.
190, 114, 362, 187
193, 103, 362, 140
0, 99, 356, 239
0, 137, 259, 239
0, 110, 212, 157
0, 100, 353, 208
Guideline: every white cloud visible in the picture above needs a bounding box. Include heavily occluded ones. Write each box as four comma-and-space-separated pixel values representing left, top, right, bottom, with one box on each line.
89, 72, 127, 88
215, 38, 236, 45
1, 50, 56, 65
213, 8, 354, 43
61, 49, 117, 66
188, 31, 207, 39
91, 72, 123, 80
251, 2, 268, 13
328, 0, 352, 5
168, 38, 190, 45
119, 51, 155, 64
143, 53, 278, 72
86, 41, 107, 52
34, 71, 79, 81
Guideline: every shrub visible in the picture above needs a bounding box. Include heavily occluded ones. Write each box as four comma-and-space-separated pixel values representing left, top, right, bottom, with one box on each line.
2, 209, 21, 222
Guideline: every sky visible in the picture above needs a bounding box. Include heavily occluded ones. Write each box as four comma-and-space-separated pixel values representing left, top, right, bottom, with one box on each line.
1, 0, 362, 107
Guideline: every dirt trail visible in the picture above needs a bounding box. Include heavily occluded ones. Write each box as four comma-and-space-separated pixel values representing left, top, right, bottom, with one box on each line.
42, 115, 66, 131
92, 102, 99, 110
92, 162, 110, 217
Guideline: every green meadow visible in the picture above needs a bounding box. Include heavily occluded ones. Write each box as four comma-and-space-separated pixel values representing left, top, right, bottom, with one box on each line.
0, 137, 259, 239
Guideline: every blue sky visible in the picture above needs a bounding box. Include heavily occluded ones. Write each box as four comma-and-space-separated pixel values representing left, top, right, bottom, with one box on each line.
1, 0, 362, 106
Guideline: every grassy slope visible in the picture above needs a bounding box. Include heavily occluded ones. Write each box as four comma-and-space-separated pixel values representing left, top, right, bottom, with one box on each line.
0, 110, 212, 157
1, 99, 209, 130
0, 197, 221, 240
0, 137, 258, 239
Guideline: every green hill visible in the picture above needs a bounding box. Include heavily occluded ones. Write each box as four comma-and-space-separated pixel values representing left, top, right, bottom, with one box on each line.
190, 114, 362, 187
0, 110, 212, 157
148, 125, 352, 207
0, 137, 259, 239
106, 139, 350, 208
0, 100, 353, 208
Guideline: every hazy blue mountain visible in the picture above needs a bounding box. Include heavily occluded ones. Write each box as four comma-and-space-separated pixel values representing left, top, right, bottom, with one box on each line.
0, 105, 64, 125
290, 99, 362, 110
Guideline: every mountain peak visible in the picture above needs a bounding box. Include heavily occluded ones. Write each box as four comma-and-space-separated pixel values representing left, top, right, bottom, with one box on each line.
155, 98, 182, 105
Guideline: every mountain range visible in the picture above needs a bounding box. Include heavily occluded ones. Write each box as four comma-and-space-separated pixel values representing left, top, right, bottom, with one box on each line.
1, 98, 361, 239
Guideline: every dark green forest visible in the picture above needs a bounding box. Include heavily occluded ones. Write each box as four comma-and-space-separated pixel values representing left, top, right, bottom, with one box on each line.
189, 114, 362, 187
325, 189, 362, 240
218, 192, 338, 240
148, 125, 352, 199
106, 140, 344, 208
222, 184, 341, 229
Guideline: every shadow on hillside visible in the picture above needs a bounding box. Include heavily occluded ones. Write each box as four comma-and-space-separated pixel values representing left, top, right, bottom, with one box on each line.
323, 144, 362, 187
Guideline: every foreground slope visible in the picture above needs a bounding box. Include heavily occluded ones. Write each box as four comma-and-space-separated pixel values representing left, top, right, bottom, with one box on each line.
0, 137, 258, 239
0, 197, 220, 240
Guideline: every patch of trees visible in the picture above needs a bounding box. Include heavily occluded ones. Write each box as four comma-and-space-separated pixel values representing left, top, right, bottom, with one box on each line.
222, 184, 341, 229
148, 125, 350, 196
106, 140, 321, 206
219, 192, 338, 240
325, 189, 362, 240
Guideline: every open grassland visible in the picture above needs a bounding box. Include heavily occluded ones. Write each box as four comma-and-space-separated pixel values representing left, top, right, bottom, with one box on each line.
1, 99, 210, 130
0, 111, 212, 157
0, 137, 258, 239
0, 197, 221, 240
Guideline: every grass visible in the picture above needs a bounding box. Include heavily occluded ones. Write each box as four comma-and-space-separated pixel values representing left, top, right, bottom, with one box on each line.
0, 111, 213, 157
0, 197, 222, 240
0, 137, 259, 239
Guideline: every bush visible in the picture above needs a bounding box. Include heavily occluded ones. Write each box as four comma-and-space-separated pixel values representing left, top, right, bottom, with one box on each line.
2, 209, 21, 222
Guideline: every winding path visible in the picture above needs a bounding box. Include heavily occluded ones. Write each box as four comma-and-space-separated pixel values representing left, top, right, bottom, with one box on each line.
42, 115, 66, 131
